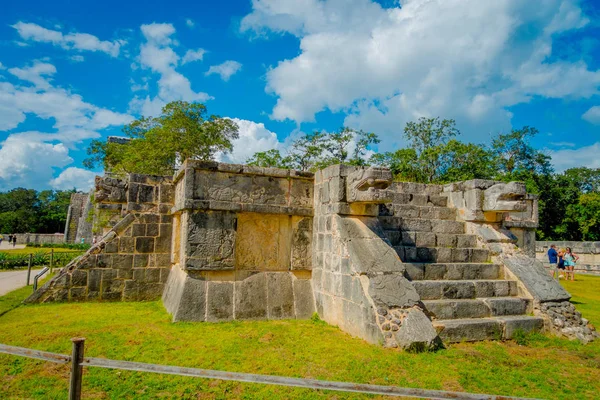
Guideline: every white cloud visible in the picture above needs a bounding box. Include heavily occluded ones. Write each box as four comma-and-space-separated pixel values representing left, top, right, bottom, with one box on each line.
182, 49, 206, 64
0, 62, 5, 70
549, 141, 576, 148
49, 167, 96, 190
0, 134, 72, 190
8, 62, 56, 89
12, 22, 123, 57
582, 106, 600, 125
0, 61, 133, 190
185, 19, 195, 28
205, 60, 242, 81
242, 0, 600, 148
130, 23, 211, 116
217, 118, 283, 163
550, 142, 600, 172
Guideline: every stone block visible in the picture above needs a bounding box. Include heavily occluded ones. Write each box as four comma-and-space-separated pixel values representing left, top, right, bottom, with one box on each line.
96, 254, 112, 268
69, 287, 87, 301
266, 273, 295, 319
132, 224, 146, 237
206, 281, 234, 321
235, 213, 290, 271
146, 223, 159, 237
394, 308, 440, 352
293, 278, 315, 319
104, 240, 118, 253
172, 276, 207, 321
416, 232, 436, 247
135, 237, 155, 253
186, 211, 235, 269
119, 237, 135, 253
71, 270, 87, 287
501, 254, 570, 302
234, 273, 267, 319
368, 274, 420, 308
431, 220, 464, 234
291, 217, 312, 270
112, 254, 133, 269
436, 234, 456, 248
400, 218, 431, 232
155, 224, 173, 253
117, 268, 133, 279
88, 269, 101, 292
134, 254, 149, 268
146, 268, 161, 283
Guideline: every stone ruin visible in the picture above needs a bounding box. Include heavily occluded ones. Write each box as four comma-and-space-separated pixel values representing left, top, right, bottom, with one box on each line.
28, 161, 598, 348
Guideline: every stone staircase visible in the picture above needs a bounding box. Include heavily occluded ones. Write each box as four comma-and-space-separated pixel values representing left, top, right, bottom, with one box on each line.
380, 185, 544, 343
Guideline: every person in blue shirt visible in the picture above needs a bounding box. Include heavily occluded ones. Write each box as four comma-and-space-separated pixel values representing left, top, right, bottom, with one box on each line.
547, 244, 558, 280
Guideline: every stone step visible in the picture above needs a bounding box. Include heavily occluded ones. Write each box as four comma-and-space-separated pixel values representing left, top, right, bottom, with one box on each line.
413, 280, 518, 300
404, 263, 503, 281
433, 316, 544, 343
379, 217, 465, 234
394, 246, 490, 263
385, 231, 477, 248
423, 297, 530, 320
381, 205, 457, 221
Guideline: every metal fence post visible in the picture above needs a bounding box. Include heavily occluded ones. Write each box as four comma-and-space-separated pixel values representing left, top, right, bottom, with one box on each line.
26, 253, 33, 286
50, 249, 54, 273
69, 337, 85, 400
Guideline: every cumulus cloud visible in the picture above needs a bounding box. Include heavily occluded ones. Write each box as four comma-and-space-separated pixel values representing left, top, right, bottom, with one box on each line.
217, 118, 283, 163
0, 134, 72, 190
49, 167, 96, 190
0, 61, 133, 190
11, 21, 123, 57
550, 142, 600, 172
70, 55, 85, 62
185, 18, 195, 28
182, 48, 206, 64
582, 106, 600, 125
130, 23, 211, 116
205, 60, 242, 81
241, 0, 600, 148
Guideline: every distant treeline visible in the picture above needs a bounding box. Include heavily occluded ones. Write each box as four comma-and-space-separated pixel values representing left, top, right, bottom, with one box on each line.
0, 189, 74, 234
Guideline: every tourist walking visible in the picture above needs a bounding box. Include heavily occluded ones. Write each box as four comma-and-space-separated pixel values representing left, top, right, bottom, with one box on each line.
547, 244, 558, 280
8, 234, 12, 245
564, 247, 579, 281
557, 248, 566, 279
11, 235, 17, 247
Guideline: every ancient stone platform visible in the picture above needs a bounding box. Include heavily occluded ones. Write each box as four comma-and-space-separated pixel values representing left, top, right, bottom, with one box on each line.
29, 162, 598, 348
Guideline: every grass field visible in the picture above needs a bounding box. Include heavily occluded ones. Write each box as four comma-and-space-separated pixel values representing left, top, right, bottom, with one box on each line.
0, 247, 82, 255
0, 276, 598, 399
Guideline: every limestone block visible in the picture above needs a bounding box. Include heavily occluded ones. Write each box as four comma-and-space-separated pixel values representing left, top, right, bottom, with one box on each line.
293, 277, 315, 319
235, 213, 291, 271
234, 273, 267, 319
135, 237, 155, 253
291, 217, 313, 270
186, 211, 236, 270
394, 308, 440, 352
501, 254, 571, 302
206, 281, 234, 321
266, 273, 295, 319
483, 182, 527, 212
173, 276, 207, 322
119, 237, 135, 253
112, 254, 133, 269
346, 167, 392, 203
367, 274, 420, 308
71, 270, 87, 287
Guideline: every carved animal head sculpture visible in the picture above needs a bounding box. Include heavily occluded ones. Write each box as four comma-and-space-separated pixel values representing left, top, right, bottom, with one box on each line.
483, 182, 527, 212
346, 167, 393, 203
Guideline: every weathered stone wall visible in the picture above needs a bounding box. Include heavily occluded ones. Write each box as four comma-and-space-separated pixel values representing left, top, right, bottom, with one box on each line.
64, 192, 89, 243
312, 165, 439, 350
536, 241, 600, 275
75, 191, 94, 244
8, 233, 65, 245
163, 161, 315, 322
27, 173, 174, 303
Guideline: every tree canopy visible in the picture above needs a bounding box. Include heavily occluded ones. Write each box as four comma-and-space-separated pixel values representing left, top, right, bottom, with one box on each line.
84, 101, 239, 175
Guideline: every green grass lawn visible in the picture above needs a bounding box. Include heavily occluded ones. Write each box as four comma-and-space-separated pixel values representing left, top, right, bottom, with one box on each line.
0, 276, 599, 399
0, 247, 82, 255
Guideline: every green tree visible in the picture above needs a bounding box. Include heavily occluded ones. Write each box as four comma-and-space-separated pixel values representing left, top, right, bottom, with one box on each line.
403, 117, 460, 182
437, 140, 495, 183
84, 101, 239, 175
246, 149, 293, 169
370, 149, 425, 182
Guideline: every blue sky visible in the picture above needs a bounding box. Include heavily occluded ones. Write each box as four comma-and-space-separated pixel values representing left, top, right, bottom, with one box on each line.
1, 0, 599, 191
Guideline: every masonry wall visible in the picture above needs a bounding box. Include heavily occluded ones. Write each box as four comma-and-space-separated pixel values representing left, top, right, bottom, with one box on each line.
27, 173, 174, 303
162, 161, 316, 322
64, 192, 89, 243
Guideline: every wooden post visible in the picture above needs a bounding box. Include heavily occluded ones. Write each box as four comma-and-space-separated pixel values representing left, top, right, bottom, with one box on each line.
26, 253, 33, 286
50, 249, 54, 273
69, 337, 85, 400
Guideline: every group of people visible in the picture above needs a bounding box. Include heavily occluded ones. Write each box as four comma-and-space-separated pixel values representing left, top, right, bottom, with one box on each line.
0, 234, 18, 247
547, 244, 579, 281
